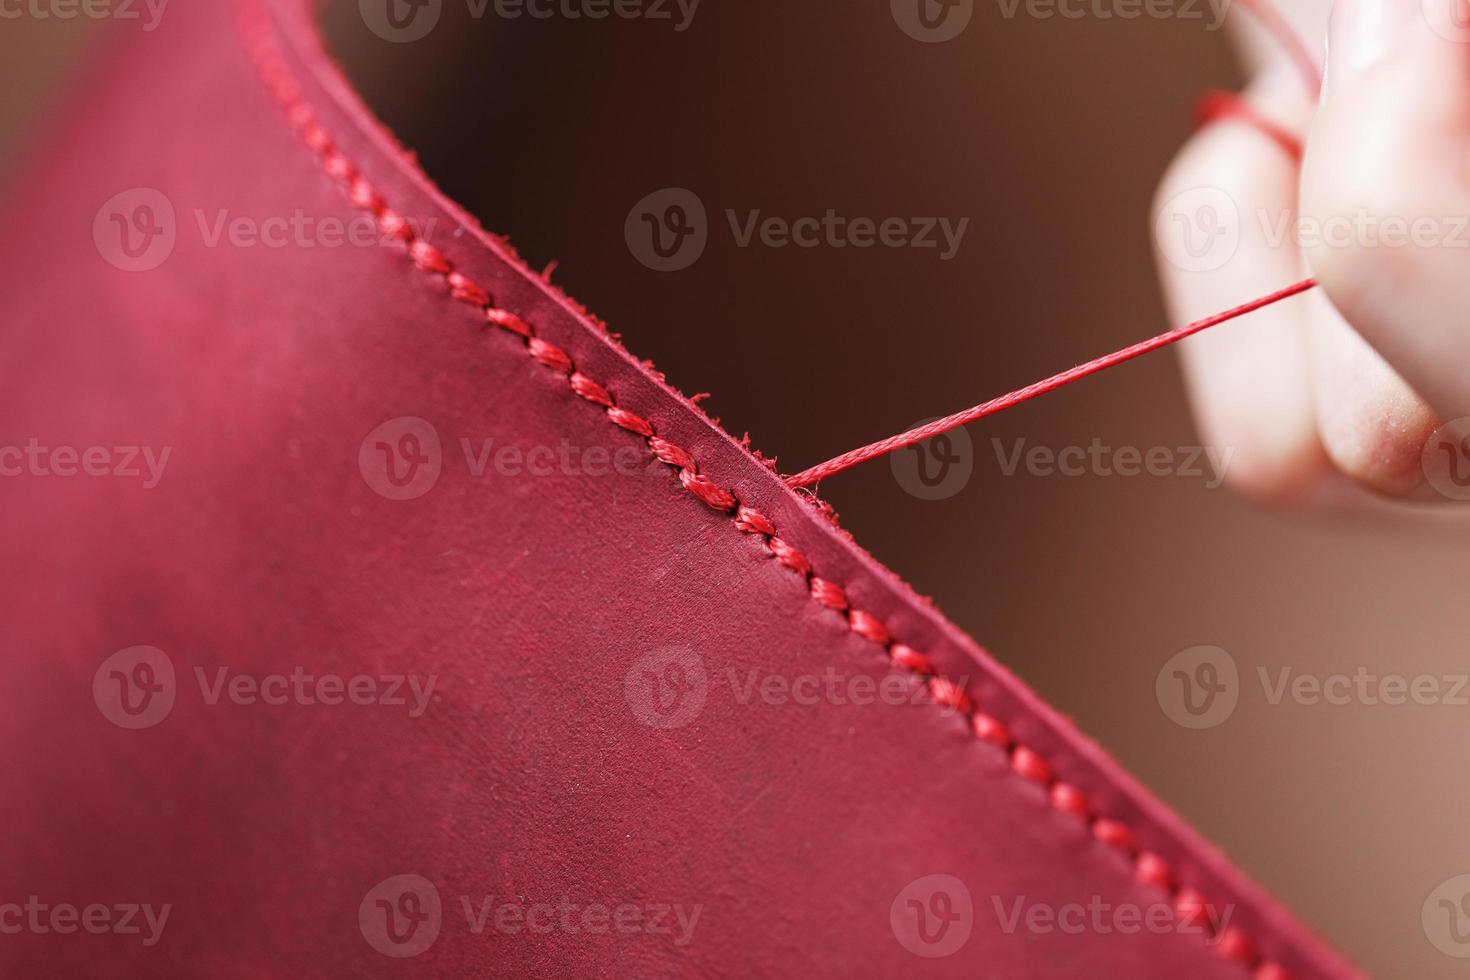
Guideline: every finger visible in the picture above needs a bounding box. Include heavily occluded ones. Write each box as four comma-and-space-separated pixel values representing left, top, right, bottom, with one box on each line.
1304, 284, 1442, 498
1302, 0, 1470, 424
1154, 65, 1341, 504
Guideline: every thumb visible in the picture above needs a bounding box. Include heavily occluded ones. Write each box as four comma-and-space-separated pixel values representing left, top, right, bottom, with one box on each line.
1301, 0, 1470, 421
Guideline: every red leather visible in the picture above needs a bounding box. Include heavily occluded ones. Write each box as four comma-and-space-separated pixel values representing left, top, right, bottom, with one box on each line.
0, 1, 1356, 976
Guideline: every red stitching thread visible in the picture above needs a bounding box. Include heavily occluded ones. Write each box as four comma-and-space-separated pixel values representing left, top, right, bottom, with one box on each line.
235, 4, 1294, 975
1196, 90, 1304, 162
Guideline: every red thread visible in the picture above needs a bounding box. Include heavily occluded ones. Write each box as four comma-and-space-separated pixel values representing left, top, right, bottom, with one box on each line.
1135, 851, 1175, 892
928, 676, 973, 713
1093, 818, 1140, 856
1176, 887, 1214, 931
486, 306, 533, 338
235, 4, 1299, 973
734, 505, 776, 537
971, 712, 1010, 747
809, 577, 848, 611
891, 643, 936, 675
784, 0, 1321, 492
785, 278, 1317, 489
767, 537, 812, 577
1011, 745, 1053, 785
1219, 927, 1259, 964
1197, 90, 1304, 162
1049, 782, 1092, 819
849, 608, 890, 646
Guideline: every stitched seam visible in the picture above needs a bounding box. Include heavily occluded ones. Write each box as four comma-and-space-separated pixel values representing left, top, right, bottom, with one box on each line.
235, 5, 1287, 975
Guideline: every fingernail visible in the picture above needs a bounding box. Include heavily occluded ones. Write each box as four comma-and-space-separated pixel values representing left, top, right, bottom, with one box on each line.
1324, 0, 1418, 94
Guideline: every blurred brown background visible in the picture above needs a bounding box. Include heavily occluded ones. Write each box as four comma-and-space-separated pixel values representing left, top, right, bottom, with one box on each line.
10, 2, 1470, 975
